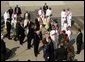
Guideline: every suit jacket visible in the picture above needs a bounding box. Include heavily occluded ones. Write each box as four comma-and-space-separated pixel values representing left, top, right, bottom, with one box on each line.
43, 5, 48, 11
44, 40, 54, 61
8, 8, 13, 16
35, 18, 40, 31
14, 7, 22, 15
19, 25, 25, 35
16, 22, 21, 35
18, 25, 25, 41
34, 32, 40, 45
76, 32, 83, 44
27, 22, 35, 37
55, 47, 67, 61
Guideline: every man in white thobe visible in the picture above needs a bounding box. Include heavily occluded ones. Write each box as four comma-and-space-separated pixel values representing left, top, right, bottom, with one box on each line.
61, 9, 67, 29
4, 11, 10, 29
38, 8, 43, 19
66, 9, 72, 27
46, 8, 52, 18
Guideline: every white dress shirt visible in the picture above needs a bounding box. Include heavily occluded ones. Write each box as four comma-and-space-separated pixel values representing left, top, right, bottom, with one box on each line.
38, 9, 43, 16
50, 30, 58, 41
24, 19, 29, 27
66, 30, 71, 39
67, 11, 72, 27
4, 11, 9, 20
61, 23, 68, 31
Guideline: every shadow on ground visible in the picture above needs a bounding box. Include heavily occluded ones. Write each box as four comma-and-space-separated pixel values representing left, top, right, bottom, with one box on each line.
38, 45, 44, 53
70, 39, 75, 45
6, 47, 19, 60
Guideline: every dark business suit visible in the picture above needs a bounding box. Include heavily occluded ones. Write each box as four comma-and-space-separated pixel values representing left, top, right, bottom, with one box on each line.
27, 22, 35, 49
8, 8, 13, 22
76, 32, 83, 54
35, 18, 40, 31
54, 46, 67, 61
14, 7, 22, 16
33, 32, 40, 57
6, 20, 11, 39
44, 40, 54, 61
15, 22, 20, 41
18, 25, 25, 45
43, 5, 48, 15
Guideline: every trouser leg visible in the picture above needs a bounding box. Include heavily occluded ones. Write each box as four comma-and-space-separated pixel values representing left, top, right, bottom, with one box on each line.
27, 37, 32, 49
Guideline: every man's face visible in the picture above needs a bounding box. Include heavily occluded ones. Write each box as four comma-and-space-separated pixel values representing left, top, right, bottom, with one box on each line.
16, 5, 18, 7
77, 30, 79, 34
45, 3, 47, 5
10, 7, 12, 9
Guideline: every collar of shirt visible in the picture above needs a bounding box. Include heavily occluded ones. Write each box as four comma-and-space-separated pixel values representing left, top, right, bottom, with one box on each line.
77, 32, 81, 36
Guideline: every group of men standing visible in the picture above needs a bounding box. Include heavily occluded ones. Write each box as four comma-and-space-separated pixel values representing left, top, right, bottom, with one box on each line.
61, 8, 72, 31
4, 5, 22, 39
1, 3, 83, 61
38, 3, 52, 19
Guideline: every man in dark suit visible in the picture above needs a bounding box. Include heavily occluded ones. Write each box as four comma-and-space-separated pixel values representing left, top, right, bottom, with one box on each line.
35, 18, 40, 31
43, 37, 54, 61
14, 5, 22, 16
18, 22, 25, 45
6, 18, 11, 39
8, 7, 13, 22
33, 31, 40, 57
54, 43, 67, 61
76, 28, 83, 54
43, 3, 48, 15
27, 21, 35, 49
14, 20, 20, 41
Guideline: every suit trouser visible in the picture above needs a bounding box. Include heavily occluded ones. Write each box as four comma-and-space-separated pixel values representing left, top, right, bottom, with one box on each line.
27, 35, 33, 49
6, 29, 11, 38
44, 10, 46, 15
34, 41, 39, 57
19, 34, 25, 45
77, 44, 82, 53
15, 31, 19, 40
9, 14, 12, 22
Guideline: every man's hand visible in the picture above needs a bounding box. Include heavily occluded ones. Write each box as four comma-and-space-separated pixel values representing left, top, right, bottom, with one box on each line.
47, 56, 49, 59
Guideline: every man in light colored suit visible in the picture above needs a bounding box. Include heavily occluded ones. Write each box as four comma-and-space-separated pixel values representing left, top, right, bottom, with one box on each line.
61, 9, 67, 29
66, 8, 72, 27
